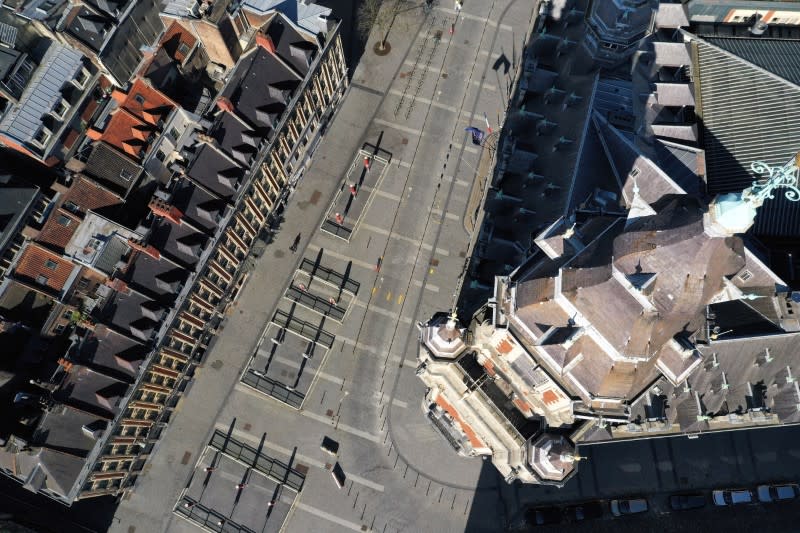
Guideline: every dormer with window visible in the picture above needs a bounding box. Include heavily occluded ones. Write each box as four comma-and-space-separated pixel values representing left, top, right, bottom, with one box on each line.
31, 127, 52, 150
51, 98, 70, 121
72, 67, 91, 89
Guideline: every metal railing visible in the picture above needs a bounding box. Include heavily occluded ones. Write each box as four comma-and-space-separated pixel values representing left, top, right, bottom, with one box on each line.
241, 369, 304, 410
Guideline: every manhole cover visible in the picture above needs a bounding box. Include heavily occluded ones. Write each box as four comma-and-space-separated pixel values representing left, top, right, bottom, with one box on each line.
459, 251, 467, 258
430, 258, 440, 267
362, 526, 368, 531
399, 72, 406, 79
181, 451, 191, 465
243, 423, 252, 431
442, 73, 448, 79
464, 40, 470, 45
210, 360, 223, 370
401, 138, 408, 145
326, 409, 334, 417
310, 190, 322, 205
295, 464, 309, 475
325, 463, 332, 470
434, 30, 443, 40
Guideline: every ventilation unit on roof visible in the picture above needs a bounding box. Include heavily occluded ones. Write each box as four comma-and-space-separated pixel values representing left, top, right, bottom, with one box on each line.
750, 13, 768, 36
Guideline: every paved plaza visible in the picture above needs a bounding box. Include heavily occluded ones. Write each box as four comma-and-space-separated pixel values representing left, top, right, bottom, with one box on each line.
111, 1, 538, 532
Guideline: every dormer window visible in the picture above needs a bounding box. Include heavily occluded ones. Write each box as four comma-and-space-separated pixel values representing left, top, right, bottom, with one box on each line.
32, 127, 51, 149
73, 67, 90, 89
51, 99, 69, 120
177, 42, 190, 56
133, 93, 145, 105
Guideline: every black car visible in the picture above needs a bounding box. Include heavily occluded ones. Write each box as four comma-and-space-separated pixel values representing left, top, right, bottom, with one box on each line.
525, 507, 562, 526
669, 493, 706, 511
565, 501, 604, 521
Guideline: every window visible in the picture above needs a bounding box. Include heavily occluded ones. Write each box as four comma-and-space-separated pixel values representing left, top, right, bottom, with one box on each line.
54, 324, 66, 335
120, 168, 133, 181
32, 127, 51, 148
52, 99, 69, 120
63, 201, 79, 213
74, 67, 90, 88
177, 42, 190, 56
77, 276, 90, 290
133, 93, 145, 105
168, 128, 179, 142
62, 310, 73, 319
739, 270, 753, 281
36, 274, 49, 285
45, 259, 58, 270
57, 214, 72, 226
155, 150, 166, 162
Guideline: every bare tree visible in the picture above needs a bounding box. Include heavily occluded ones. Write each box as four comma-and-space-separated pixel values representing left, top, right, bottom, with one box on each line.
357, 0, 410, 52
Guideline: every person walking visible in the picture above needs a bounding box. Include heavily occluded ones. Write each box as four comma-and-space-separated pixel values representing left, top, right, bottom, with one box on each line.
290, 233, 301, 253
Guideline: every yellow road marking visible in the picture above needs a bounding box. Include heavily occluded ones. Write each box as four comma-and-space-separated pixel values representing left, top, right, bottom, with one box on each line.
429, 268, 435, 274
386, 291, 392, 301
372, 286, 377, 296
397, 294, 405, 305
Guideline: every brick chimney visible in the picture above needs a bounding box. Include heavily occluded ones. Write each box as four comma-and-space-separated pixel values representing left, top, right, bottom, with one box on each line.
148, 197, 184, 225
127, 238, 161, 260
86, 127, 103, 141
111, 88, 127, 104
255, 32, 276, 54
216, 96, 234, 113
105, 277, 130, 294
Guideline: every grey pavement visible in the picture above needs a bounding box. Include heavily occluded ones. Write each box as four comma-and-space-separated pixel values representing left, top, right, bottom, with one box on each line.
111, 1, 537, 532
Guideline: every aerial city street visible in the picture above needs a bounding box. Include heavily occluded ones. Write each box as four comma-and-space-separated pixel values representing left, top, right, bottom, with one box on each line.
1, 0, 800, 532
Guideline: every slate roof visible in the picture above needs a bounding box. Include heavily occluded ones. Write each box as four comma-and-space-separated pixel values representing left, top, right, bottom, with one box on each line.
54, 365, 130, 419
702, 37, 800, 87
84, 141, 141, 195
73, 323, 146, 381
123, 251, 188, 304
94, 234, 130, 275
218, 46, 301, 132
148, 218, 209, 270
14, 242, 76, 293
0, 40, 84, 149
210, 111, 261, 167
0, 186, 37, 253
184, 142, 244, 200
96, 287, 164, 343
169, 176, 230, 234
98, 0, 163, 84
263, 12, 318, 76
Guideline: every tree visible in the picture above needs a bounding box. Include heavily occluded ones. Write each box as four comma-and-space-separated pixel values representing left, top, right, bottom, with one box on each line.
357, 0, 410, 52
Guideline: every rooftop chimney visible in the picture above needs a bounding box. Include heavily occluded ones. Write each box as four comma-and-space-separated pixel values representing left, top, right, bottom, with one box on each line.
216, 96, 234, 113
255, 32, 276, 54
148, 197, 184, 225
128, 238, 161, 260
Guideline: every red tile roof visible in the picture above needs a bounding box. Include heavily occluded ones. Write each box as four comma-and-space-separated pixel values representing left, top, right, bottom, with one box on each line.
63, 176, 123, 215
94, 78, 177, 161
37, 208, 80, 252
14, 243, 76, 292
160, 21, 197, 63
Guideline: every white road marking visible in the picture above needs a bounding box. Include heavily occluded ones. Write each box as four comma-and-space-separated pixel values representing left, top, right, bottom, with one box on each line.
306, 244, 375, 272
294, 503, 366, 532
350, 298, 413, 324
373, 118, 421, 137
445, 212, 461, 221
388, 88, 458, 113
298, 409, 382, 444
358, 185, 401, 202
337, 335, 417, 367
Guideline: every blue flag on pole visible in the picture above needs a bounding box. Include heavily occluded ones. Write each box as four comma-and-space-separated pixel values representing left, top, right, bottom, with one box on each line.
465, 127, 484, 145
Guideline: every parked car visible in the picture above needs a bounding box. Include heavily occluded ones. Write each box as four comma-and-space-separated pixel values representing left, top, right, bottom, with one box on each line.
610, 498, 648, 516
565, 501, 604, 521
525, 506, 561, 526
669, 493, 706, 511
757, 483, 800, 503
712, 489, 753, 506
